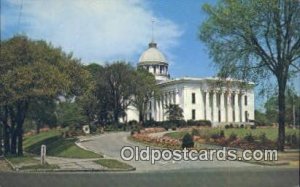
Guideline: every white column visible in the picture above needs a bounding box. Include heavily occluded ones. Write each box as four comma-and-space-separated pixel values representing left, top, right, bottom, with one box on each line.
212, 91, 218, 122
240, 93, 245, 122
199, 91, 205, 119
227, 91, 233, 122
220, 91, 226, 122
205, 91, 211, 120
234, 92, 240, 122
175, 90, 180, 105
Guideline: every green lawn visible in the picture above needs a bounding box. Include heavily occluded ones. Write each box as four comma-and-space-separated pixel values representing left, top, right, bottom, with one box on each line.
164, 127, 299, 141
24, 130, 102, 158
20, 163, 59, 170
6, 155, 40, 165
94, 159, 133, 170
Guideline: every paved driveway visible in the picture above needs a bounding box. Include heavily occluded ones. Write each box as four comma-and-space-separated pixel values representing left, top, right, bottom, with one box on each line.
79, 132, 258, 172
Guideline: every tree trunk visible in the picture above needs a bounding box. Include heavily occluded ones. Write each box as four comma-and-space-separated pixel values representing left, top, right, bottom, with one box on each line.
0, 123, 3, 156
17, 127, 23, 156
10, 129, 17, 155
3, 123, 10, 154
36, 121, 40, 134
277, 77, 287, 152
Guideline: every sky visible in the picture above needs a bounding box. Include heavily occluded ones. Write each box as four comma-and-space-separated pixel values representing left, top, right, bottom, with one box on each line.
1, 0, 299, 110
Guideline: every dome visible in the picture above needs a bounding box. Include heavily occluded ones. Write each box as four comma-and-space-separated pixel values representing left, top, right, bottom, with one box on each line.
138, 42, 167, 65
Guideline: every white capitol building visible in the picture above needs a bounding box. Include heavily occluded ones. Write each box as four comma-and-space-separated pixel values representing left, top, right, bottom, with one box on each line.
127, 41, 255, 126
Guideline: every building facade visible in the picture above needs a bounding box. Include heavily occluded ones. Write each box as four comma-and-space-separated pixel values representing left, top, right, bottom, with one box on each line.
127, 41, 255, 126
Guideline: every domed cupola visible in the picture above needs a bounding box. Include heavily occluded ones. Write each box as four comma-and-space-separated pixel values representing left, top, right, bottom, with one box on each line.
138, 41, 170, 82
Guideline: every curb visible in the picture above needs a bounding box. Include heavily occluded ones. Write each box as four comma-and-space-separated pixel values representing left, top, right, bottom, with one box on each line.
3, 156, 136, 173
17, 167, 136, 173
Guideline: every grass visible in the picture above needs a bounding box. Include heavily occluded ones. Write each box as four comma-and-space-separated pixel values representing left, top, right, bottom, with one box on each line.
6, 154, 40, 165
94, 159, 133, 170
24, 130, 102, 158
164, 127, 299, 141
20, 163, 59, 170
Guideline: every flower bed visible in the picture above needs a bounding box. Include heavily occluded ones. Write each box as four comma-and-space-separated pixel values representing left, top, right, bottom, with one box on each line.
131, 128, 181, 149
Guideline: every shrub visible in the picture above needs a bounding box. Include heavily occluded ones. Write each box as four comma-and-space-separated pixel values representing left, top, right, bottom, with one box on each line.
171, 126, 177, 131
225, 124, 230, 129
181, 133, 194, 149
244, 133, 255, 142
128, 120, 138, 126
187, 120, 212, 127
286, 134, 292, 145
250, 125, 256, 129
291, 134, 299, 148
89, 124, 97, 133
259, 133, 268, 144
240, 124, 244, 128
229, 124, 234, 128
191, 128, 199, 136
210, 133, 220, 140
228, 132, 237, 141
219, 130, 225, 138
143, 119, 156, 127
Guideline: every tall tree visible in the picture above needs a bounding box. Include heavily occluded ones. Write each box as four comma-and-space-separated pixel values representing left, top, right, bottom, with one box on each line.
0, 35, 89, 156
102, 62, 136, 123
199, 0, 300, 151
132, 69, 158, 122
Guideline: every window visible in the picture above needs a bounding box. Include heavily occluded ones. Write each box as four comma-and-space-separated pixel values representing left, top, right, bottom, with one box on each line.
192, 110, 196, 120
244, 95, 248, 106
245, 111, 249, 122
192, 93, 196, 104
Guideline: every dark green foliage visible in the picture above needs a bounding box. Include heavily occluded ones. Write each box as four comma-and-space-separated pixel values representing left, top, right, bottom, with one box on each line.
187, 120, 212, 127
210, 133, 220, 140
244, 133, 255, 143
228, 133, 237, 142
219, 130, 225, 138
250, 125, 256, 129
259, 133, 268, 144
165, 104, 184, 121
181, 133, 194, 149
191, 128, 199, 136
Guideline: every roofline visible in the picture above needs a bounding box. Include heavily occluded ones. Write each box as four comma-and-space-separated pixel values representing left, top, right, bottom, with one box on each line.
157, 76, 255, 86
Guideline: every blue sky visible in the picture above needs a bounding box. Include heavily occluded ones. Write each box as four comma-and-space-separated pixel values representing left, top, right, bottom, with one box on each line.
1, 0, 298, 110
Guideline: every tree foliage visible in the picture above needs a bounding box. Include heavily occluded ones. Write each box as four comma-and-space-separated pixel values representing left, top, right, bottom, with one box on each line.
0, 35, 89, 156
165, 104, 184, 121
199, 0, 300, 151
132, 68, 158, 122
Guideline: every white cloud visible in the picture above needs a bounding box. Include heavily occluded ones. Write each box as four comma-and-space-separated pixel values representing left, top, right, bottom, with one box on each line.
2, 0, 182, 64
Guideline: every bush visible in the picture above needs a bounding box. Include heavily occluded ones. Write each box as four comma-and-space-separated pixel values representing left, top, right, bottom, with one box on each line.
187, 120, 212, 127
210, 133, 220, 140
250, 125, 256, 129
240, 124, 244, 128
143, 119, 156, 127
286, 134, 292, 145
291, 134, 299, 148
244, 133, 255, 142
228, 132, 237, 141
89, 124, 97, 133
181, 133, 194, 149
191, 128, 199, 136
219, 130, 225, 138
225, 124, 230, 129
171, 126, 177, 131
259, 133, 268, 144
229, 124, 234, 128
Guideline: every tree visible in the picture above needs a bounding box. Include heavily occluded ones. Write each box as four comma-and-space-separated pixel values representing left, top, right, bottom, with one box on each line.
132, 69, 158, 122
0, 35, 89, 156
27, 98, 57, 134
56, 101, 88, 129
199, 0, 300, 151
165, 104, 184, 121
265, 88, 300, 126
102, 62, 136, 123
